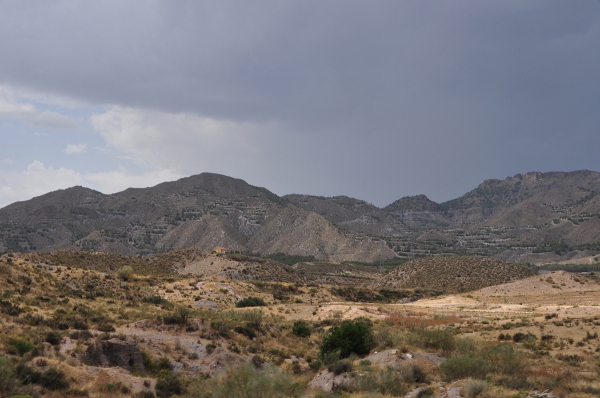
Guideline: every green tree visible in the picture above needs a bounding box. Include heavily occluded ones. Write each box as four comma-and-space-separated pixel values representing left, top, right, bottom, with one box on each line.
320, 319, 375, 359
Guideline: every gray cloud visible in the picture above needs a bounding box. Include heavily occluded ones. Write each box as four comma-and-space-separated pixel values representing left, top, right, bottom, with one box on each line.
0, 1, 599, 205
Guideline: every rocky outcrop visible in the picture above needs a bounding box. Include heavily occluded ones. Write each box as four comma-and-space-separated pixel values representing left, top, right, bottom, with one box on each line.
86, 338, 146, 372
308, 369, 353, 392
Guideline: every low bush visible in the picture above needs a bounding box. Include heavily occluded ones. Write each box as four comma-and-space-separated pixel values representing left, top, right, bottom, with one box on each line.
328, 359, 353, 375
0, 356, 15, 393
291, 321, 311, 338
117, 266, 134, 281
251, 355, 265, 368
155, 374, 184, 398
481, 343, 527, 376
440, 355, 490, 381
462, 380, 487, 398
97, 323, 116, 332
375, 326, 401, 349
408, 328, 455, 356
402, 364, 428, 384
142, 352, 157, 374
72, 319, 89, 330
163, 306, 192, 325
143, 296, 174, 310
41, 367, 70, 390
236, 297, 267, 308
16, 363, 42, 385
210, 322, 231, 338
355, 367, 408, 397
187, 364, 302, 398
143, 296, 168, 305
512, 332, 536, 343
9, 339, 35, 356
157, 357, 171, 371
234, 326, 256, 340
320, 319, 375, 360
454, 337, 479, 356
45, 331, 63, 346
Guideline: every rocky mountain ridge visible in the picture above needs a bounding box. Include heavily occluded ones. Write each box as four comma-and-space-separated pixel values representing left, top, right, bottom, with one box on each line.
1, 170, 600, 264
0, 173, 392, 262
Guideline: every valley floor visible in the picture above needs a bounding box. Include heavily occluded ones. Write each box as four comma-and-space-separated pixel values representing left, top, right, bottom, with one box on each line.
2, 252, 600, 398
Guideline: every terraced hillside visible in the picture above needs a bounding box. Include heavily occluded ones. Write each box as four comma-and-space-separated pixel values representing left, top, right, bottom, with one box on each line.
2, 170, 600, 263
373, 256, 534, 293
0, 173, 391, 262
293, 261, 382, 286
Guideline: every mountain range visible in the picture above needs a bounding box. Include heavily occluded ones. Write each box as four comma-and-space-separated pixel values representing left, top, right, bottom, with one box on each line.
1, 170, 599, 264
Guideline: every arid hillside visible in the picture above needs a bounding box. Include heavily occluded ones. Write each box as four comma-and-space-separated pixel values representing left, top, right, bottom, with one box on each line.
1, 170, 600, 263
0, 173, 392, 262
373, 256, 534, 293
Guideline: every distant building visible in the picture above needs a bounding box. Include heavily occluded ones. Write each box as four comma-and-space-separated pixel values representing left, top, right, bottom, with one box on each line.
213, 247, 227, 254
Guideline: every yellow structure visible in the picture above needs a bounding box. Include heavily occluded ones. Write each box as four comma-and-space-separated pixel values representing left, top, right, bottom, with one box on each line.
213, 247, 227, 254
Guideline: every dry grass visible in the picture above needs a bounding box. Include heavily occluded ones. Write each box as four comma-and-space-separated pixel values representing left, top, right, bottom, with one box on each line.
6, 250, 600, 398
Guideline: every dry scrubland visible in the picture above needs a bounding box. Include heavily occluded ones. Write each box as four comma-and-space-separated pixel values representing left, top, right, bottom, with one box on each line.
2, 251, 600, 398
373, 257, 535, 293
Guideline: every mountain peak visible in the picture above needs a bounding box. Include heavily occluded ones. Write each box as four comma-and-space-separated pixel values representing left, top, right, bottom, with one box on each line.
384, 194, 440, 212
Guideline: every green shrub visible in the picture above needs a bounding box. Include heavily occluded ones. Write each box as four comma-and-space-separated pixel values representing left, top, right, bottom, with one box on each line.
142, 352, 157, 374
143, 296, 168, 305
157, 357, 171, 371
97, 324, 116, 333
236, 297, 267, 308
188, 364, 302, 398
72, 319, 89, 330
16, 363, 42, 385
9, 339, 35, 356
174, 306, 191, 324
355, 367, 407, 397
328, 359, 353, 375
454, 337, 479, 356
440, 355, 490, 381
375, 326, 399, 349
481, 343, 527, 376
45, 331, 63, 346
291, 321, 311, 338
164, 306, 192, 325
41, 367, 69, 390
320, 319, 375, 360
210, 322, 231, 338
404, 364, 428, 384
251, 355, 265, 368
462, 380, 487, 398
0, 356, 15, 393
117, 266, 134, 281
155, 374, 184, 398
408, 328, 455, 356
234, 326, 256, 340
309, 359, 323, 372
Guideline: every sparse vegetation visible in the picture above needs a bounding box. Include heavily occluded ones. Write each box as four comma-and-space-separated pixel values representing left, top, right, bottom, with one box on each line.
187, 364, 302, 398
1, 246, 600, 398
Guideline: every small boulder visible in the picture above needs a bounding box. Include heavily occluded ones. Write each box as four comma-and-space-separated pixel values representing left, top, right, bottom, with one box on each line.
86, 338, 146, 372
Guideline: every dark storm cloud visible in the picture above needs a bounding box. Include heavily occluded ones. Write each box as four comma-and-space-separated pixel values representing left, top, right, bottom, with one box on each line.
1, 1, 599, 205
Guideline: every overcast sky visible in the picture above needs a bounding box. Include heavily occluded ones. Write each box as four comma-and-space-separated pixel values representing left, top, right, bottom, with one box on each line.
1, 1, 599, 209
